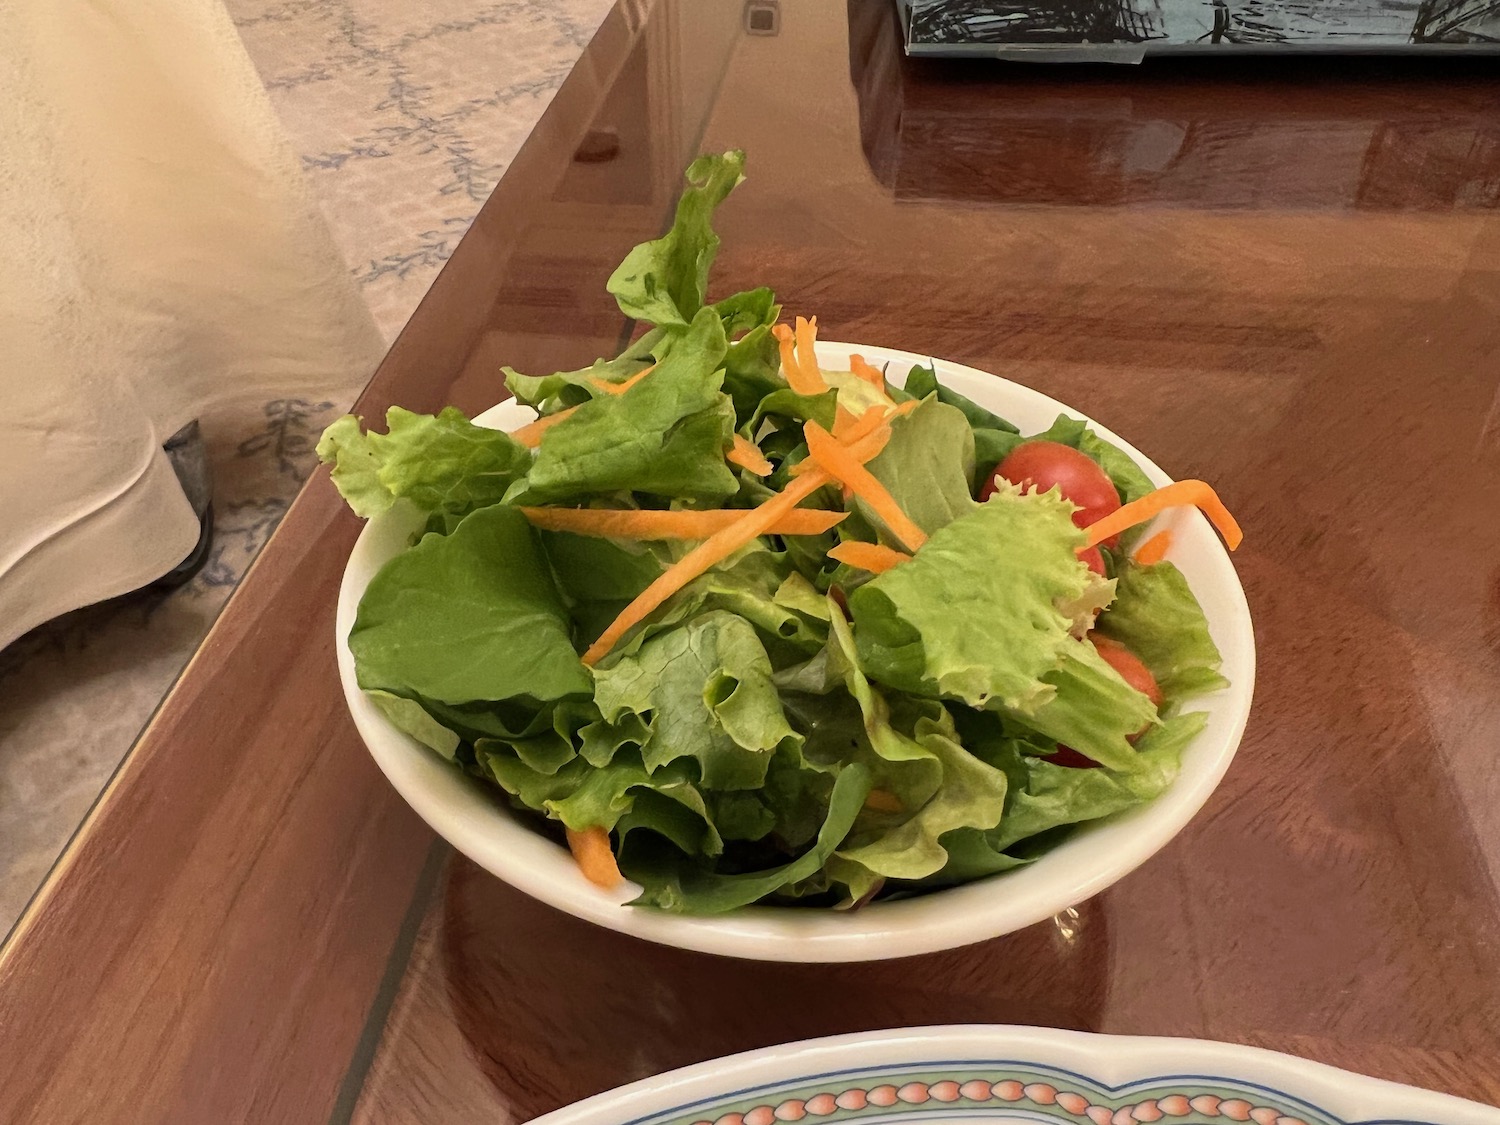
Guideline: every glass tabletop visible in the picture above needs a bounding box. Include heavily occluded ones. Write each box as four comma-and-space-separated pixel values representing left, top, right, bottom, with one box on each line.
2, 2, 1499, 1121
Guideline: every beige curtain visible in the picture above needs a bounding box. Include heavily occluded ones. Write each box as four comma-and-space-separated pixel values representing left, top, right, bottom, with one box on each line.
0, 0, 384, 649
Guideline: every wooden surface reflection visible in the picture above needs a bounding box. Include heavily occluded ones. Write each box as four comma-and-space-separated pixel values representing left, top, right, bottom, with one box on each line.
353, 860, 1111, 1123
850, 2, 1500, 210
2, 0, 1499, 1120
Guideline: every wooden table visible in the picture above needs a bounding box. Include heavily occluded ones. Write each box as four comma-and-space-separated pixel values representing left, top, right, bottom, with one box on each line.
4, 2, 1499, 1120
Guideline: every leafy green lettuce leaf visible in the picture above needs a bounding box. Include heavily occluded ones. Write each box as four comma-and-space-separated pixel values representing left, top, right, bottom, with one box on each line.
350, 504, 592, 706
902, 362, 1022, 487
366, 690, 461, 761
592, 611, 799, 790
618, 761, 872, 914
538, 530, 666, 645
476, 747, 712, 844
861, 398, 977, 539
923, 828, 1031, 885
502, 328, 663, 412
848, 486, 1091, 711
824, 613, 1008, 882
973, 429, 1026, 489
1095, 560, 1228, 703
607, 150, 746, 327
902, 362, 1019, 435
992, 712, 1200, 849
747, 389, 838, 437
713, 287, 785, 424
447, 699, 600, 775
317, 406, 531, 521
1002, 640, 1157, 772
921, 708, 1202, 878
771, 609, 1009, 897
516, 307, 738, 503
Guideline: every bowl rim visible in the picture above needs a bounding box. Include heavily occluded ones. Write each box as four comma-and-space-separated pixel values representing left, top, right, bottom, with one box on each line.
335, 341, 1256, 962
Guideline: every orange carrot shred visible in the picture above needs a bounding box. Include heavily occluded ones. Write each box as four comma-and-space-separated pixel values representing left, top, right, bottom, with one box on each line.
804, 421, 928, 551
589, 364, 655, 395
840, 403, 894, 445
1133, 530, 1174, 566
565, 826, 622, 889
772, 323, 827, 397
848, 354, 886, 390
1084, 481, 1242, 551
518, 506, 846, 539
789, 421, 893, 477
728, 434, 774, 476
582, 468, 835, 665
832, 403, 860, 440
793, 316, 827, 391
829, 541, 912, 574
829, 404, 860, 502
863, 789, 904, 813
511, 406, 577, 448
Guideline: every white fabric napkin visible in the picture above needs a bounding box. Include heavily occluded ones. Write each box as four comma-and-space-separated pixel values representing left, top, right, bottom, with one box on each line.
0, 0, 385, 650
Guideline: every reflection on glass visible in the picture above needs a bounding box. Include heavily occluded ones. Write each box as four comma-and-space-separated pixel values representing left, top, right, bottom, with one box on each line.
851, 1, 1500, 209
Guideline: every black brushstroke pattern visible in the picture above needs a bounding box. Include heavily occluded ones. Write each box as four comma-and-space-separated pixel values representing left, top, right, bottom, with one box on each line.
1413, 0, 1500, 40
908, 0, 1500, 44
909, 0, 1167, 43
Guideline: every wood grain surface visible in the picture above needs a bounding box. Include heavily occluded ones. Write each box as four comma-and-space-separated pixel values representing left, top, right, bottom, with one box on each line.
5, 0, 1500, 1121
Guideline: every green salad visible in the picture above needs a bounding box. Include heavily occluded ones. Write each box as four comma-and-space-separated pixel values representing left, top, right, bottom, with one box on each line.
319, 151, 1239, 914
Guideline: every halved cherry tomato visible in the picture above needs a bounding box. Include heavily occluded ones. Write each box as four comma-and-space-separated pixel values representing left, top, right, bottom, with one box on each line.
1045, 745, 1099, 769
983, 441, 1122, 548
1049, 637, 1163, 768
1077, 545, 1106, 577
1091, 635, 1163, 708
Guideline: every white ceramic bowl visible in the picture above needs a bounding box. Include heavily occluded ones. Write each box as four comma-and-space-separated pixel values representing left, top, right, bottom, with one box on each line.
335, 342, 1255, 962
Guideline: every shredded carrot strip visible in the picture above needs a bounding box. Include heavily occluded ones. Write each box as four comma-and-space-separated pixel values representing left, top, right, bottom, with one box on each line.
1132, 530, 1174, 566
728, 434, 774, 476
789, 421, 894, 477
589, 364, 655, 396
1084, 481, 1242, 551
511, 406, 577, 448
848, 354, 886, 390
565, 826, 622, 889
829, 541, 912, 574
582, 469, 835, 665
830, 407, 896, 500
863, 789, 904, 813
841, 403, 895, 445
518, 506, 846, 539
804, 422, 928, 551
832, 403, 860, 440
834, 388, 912, 445
793, 317, 827, 392
772, 323, 827, 397
829, 405, 861, 501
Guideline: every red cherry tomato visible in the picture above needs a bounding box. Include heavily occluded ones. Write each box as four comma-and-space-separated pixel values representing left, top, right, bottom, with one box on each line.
1045, 745, 1099, 769
1077, 545, 1106, 577
1048, 640, 1161, 769
1091, 635, 1163, 708
983, 441, 1122, 548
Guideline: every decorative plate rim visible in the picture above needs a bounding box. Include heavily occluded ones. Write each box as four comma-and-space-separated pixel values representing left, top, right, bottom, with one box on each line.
529, 1026, 1500, 1125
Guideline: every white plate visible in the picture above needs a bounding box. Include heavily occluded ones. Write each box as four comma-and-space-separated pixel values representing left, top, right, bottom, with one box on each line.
530, 1025, 1500, 1125
335, 342, 1256, 962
